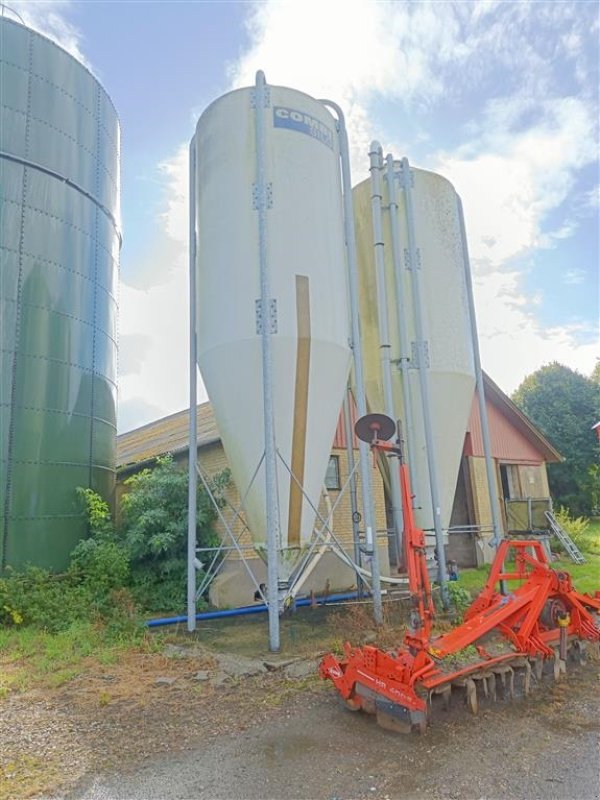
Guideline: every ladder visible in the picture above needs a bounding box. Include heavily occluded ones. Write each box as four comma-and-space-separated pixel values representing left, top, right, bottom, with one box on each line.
545, 511, 586, 564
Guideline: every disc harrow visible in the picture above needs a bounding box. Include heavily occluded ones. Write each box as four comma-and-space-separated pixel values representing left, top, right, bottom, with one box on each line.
319, 413, 600, 734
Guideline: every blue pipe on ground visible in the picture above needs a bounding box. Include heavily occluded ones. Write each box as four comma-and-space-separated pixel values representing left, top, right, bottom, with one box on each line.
146, 591, 365, 628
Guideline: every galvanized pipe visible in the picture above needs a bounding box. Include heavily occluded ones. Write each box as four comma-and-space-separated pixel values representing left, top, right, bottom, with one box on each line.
400, 157, 449, 608
320, 98, 383, 624
384, 154, 419, 503
369, 142, 404, 567
255, 70, 281, 651
343, 386, 364, 597
187, 136, 198, 633
456, 196, 504, 549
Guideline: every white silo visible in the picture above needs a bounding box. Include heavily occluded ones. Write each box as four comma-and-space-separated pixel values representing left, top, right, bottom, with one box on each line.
353, 159, 476, 553
192, 80, 351, 600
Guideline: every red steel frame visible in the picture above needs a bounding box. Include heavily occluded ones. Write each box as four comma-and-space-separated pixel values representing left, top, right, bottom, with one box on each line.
319, 421, 600, 724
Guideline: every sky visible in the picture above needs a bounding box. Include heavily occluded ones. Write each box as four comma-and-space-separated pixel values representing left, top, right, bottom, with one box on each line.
10, 0, 599, 433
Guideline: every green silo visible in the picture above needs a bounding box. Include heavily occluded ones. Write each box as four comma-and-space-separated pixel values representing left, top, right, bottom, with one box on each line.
0, 17, 120, 571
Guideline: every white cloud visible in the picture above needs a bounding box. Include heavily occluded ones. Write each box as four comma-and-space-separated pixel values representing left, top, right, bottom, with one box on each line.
562, 269, 586, 286
436, 96, 596, 267
121, 0, 599, 428
8, 1, 90, 67
117, 145, 207, 431
472, 270, 598, 394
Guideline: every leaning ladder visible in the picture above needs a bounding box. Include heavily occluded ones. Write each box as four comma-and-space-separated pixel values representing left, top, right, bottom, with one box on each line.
545, 511, 586, 564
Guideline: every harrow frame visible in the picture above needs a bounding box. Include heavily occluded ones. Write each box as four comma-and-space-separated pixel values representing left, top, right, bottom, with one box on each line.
319, 414, 600, 733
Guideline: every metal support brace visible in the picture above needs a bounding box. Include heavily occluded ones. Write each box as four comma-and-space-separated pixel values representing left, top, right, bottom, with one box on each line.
456, 197, 504, 552
187, 137, 198, 633
255, 70, 281, 651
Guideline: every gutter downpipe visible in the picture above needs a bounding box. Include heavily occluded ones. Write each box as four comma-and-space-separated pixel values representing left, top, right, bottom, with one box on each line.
187, 136, 198, 633
343, 386, 364, 598
400, 157, 449, 609
384, 154, 418, 503
456, 197, 505, 590
255, 71, 281, 652
147, 591, 368, 629
320, 98, 383, 625
369, 143, 404, 567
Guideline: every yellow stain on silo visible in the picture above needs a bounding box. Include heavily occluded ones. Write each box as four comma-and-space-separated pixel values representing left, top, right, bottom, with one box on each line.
288, 275, 311, 547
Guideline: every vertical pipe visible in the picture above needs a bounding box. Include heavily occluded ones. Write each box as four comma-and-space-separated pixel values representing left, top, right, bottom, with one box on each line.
400, 157, 449, 608
369, 143, 404, 567
320, 98, 382, 624
384, 154, 418, 501
255, 71, 280, 652
456, 196, 504, 550
343, 386, 364, 597
187, 136, 198, 633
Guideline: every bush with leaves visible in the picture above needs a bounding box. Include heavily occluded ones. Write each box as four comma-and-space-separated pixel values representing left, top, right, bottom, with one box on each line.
447, 581, 473, 615
551, 506, 591, 554
69, 488, 130, 601
119, 456, 229, 612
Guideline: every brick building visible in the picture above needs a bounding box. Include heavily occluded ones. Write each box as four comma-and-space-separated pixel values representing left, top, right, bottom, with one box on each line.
117, 373, 560, 606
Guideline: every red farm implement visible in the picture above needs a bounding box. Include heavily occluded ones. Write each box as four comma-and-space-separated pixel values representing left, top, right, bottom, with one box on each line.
319, 414, 600, 734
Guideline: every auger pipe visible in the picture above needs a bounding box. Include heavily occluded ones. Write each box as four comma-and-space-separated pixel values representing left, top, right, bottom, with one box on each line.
369, 142, 405, 567
146, 591, 367, 628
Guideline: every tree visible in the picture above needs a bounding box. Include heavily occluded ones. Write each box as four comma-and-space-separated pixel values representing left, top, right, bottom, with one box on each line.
512, 362, 599, 515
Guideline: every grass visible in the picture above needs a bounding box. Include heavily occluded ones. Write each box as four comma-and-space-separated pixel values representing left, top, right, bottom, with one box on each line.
457, 526, 600, 598
0, 620, 164, 696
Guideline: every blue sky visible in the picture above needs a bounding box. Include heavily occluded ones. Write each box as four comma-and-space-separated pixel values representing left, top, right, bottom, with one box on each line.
12, 0, 599, 432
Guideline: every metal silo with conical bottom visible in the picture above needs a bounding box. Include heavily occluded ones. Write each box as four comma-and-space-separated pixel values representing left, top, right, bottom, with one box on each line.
353, 162, 475, 548
193, 81, 351, 591
0, 18, 120, 571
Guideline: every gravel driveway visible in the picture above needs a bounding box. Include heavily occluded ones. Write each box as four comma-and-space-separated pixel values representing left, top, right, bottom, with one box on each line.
67, 665, 599, 800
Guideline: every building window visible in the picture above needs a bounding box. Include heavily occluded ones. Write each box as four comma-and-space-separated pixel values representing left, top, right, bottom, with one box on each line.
325, 455, 341, 490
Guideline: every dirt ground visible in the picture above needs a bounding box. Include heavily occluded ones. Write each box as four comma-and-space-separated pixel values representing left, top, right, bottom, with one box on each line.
2, 609, 599, 800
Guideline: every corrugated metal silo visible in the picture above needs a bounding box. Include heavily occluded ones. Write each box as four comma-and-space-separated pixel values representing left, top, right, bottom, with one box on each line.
0, 18, 120, 571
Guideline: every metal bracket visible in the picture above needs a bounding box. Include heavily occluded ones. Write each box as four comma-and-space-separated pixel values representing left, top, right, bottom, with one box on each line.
410, 341, 430, 368
256, 298, 278, 334
250, 87, 271, 108
399, 166, 414, 188
252, 182, 273, 210
404, 247, 421, 271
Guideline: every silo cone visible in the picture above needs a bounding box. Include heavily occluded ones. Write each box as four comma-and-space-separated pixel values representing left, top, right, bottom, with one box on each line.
353, 166, 475, 541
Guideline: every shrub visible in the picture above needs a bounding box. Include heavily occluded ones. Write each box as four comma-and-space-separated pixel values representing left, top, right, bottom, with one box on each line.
0, 566, 93, 632
119, 456, 229, 612
552, 506, 591, 553
447, 581, 472, 615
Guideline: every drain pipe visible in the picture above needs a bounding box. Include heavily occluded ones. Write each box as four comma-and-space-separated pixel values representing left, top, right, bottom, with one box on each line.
384, 154, 418, 505
369, 142, 404, 567
457, 197, 504, 559
400, 157, 449, 609
187, 135, 198, 633
320, 98, 383, 625
146, 591, 368, 628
